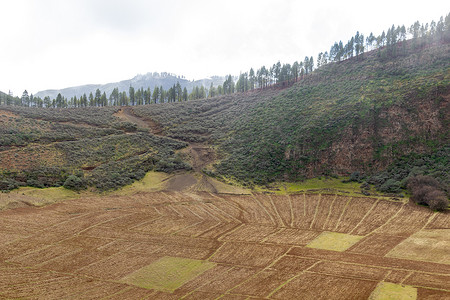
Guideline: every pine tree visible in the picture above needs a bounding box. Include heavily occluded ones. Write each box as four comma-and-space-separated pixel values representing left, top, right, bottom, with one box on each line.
129, 86, 135, 106
21, 90, 29, 107
249, 68, 255, 90
95, 89, 102, 107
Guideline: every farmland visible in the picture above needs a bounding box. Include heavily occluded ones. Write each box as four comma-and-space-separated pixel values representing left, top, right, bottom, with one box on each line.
0, 190, 448, 299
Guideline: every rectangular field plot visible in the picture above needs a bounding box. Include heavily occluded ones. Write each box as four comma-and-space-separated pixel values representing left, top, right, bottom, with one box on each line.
195, 266, 257, 294
252, 194, 285, 227
334, 197, 376, 233
350, 200, 402, 235
173, 220, 222, 237
77, 251, 162, 280
197, 222, 241, 239
309, 261, 388, 281
209, 242, 288, 267
226, 195, 275, 225
270, 272, 377, 300
132, 217, 201, 234
348, 233, 408, 256
271, 256, 319, 274
229, 269, 296, 297
369, 282, 417, 300
271, 195, 294, 227
403, 272, 450, 290
321, 195, 352, 231
417, 288, 450, 299
262, 228, 320, 246
291, 194, 321, 229
220, 224, 279, 242
308, 194, 335, 230
386, 229, 450, 264
289, 246, 450, 275
120, 256, 216, 292
306, 231, 364, 252
425, 211, 450, 229
101, 212, 161, 229
375, 204, 434, 236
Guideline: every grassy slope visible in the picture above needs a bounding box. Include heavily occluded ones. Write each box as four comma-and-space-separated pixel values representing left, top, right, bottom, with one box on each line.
216, 42, 450, 184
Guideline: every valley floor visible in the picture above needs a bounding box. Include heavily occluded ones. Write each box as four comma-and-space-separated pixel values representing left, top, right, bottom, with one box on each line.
0, 191, 449, 299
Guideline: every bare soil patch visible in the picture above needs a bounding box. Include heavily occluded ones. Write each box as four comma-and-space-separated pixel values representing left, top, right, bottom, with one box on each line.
0, 192, 449, 299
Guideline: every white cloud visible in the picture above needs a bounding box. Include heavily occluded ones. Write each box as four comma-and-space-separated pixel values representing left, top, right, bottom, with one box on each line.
0, 0, 448, 96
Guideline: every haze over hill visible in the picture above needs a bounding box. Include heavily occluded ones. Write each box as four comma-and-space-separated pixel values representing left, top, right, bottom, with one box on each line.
35, 73, 226, 100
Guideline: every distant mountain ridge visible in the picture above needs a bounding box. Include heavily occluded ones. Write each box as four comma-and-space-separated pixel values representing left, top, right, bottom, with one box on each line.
35, 72, 226, 99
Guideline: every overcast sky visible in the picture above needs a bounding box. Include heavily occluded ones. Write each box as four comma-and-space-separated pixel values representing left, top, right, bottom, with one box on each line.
0, 0, 448, 96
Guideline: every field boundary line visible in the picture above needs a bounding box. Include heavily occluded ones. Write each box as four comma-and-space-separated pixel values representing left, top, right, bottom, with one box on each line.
212, 194, 249, 218
153, 206, 163, 215
303, 194, 306, 217
194, 221, 224, 238
287, 195, 294, 228
309, 194, 322, 229
216, 223, 245, 242
402, 285, 450, 293
184, 206, 205, 220
284, 254, 450, 276
261, 228, 285, 243
322, 194, 337, 230
218, 245, 296, 298
266, 260, 321, 299
333, 197, 352, 232
196, 203, 222, 221
420, 212, 438, 231
205, 202, 242, 223
179, 266, 235, 299
251, 195, 277, 226
400, 271, 414, 284
381, 270, 392, 282
127, 215, 163, 231
268, 195, 286, 227
171, 220, 205, 235
167, 204, 184, 218
349, 198, 380, 235
303, 269, 381, 283
205, 241, 227, 261
77, 213, 135, 236
370, 203, 405, 235
159, 191, 180, 203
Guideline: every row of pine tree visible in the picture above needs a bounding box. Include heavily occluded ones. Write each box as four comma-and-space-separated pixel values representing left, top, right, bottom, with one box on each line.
1, 14, 449, 108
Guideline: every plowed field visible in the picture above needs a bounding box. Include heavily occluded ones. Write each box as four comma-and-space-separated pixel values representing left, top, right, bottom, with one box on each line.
0, 192, 449, 299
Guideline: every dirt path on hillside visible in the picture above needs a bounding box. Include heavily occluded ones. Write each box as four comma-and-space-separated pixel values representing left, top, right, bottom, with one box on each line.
115, 107, 230, 193
114, 107, 162, 134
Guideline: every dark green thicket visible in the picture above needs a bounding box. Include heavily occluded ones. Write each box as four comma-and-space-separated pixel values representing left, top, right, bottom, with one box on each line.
368, 146, 449, 193
407, 175, 449, 211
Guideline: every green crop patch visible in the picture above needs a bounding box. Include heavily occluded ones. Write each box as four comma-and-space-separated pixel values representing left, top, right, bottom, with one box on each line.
306, 231, 364, 252
120, 256, 216, 292
369, 282, 417, 300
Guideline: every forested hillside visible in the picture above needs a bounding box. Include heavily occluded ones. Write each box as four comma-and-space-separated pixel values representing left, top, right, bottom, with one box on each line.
0, 15, 449, 200
130, 39, 449, 192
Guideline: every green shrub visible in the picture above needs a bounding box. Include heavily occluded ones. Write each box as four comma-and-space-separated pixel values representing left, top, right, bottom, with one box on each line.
63, 175, 86, 191
379, 179, 402, 193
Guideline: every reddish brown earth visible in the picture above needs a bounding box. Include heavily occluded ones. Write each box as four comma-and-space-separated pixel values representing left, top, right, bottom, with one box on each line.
0, 192, 449, 299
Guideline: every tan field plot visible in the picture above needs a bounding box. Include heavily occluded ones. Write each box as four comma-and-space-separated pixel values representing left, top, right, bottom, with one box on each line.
0, 192, 449, 299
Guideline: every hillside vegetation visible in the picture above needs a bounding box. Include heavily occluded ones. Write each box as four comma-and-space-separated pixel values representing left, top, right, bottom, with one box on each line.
0, 34, 449, 208
216, 42, 449, 185
131, 41, 449, 193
